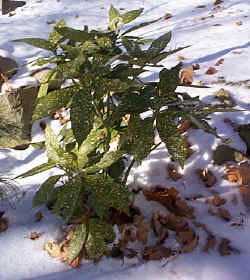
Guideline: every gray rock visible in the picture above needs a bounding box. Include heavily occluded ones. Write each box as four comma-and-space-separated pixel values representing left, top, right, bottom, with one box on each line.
239, 124, 250, 156
213, 144, 248, 165
0, 85, 39, 149
0, 56, 18, 78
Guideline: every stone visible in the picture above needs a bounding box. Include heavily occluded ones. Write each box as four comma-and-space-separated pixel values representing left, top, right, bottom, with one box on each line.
2, 0, 26, 15
31, 67, 64, 91
238, 124, 250, 156
0, 56, 18, 88
0, 56, 18, 78
0, 85, 39, 149
213, 144, 248, 165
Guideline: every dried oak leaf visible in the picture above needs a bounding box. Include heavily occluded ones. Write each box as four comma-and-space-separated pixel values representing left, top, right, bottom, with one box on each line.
184, 136, 194, 159
176, 226, 199, 253
206, 191, 226, 207
161, 213, 188, 232
178, 56, 185, 62
151, 211, 169, 244
238, 186, 250, 210
123, 227, 137, 244
143, 186, 195, 218
192, 64, 200, 70
30, 232, 40, 240
164, 13, 173, 20
218, 238, 240, 256
179, 66, 194, 85
167, 164, 183, 181
142, 245, 174, 260
224, 162, 250, 185
0, 217, 8, 233
203, 234, 217, 253
217, 207, 232, 221
206, 67, 217, 75
214, 0, 223, 5
178, 120, 192, 133
35, 211, 43, 222
47, 20, 56, 25
196, 5, 206, 8
215, 58, 224, 66
44, 241, 68, 260
196, 169, 217, 187
134, 215, 149, 244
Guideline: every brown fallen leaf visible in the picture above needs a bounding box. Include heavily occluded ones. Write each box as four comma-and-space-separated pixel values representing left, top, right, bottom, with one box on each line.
0, 217, 8, 233
224, 162, 250, 185
164, 13, 173, 20
206, 67, 217, 75
176, 226, 199, 253
39, 121, 47, 131
196, 169, 216, 187
214, 0, 223, 5
179, 66, 194, 85
161, 213, 188, 232
196, 5, 206, 8
35, 211, 43, 222
192, 64, 200, 70
143, 186, 195, 218
142, 245, 174, 260
136, 220, 149, 245
217, 207, 232, 221
218, 238, 240, 256
206, 192, 226, 207
47, 20, 56, 25
238, 186, 250, 210
192, 221, 216, 253
203, 234, 217, 253
236, 21, 243, 26
215, 58, 224, 66
185, 194, 204, 201
123, 227, 137, 244
197, 81, 205, 87
167, 164, 183, 181
151, 211, 169, 244
183, 135, 194, 158
30, 232, 40, 240
178, 56, 185, 62
178, 120, 192, 133
44, 241, 68, 260
213, 23, 222, 26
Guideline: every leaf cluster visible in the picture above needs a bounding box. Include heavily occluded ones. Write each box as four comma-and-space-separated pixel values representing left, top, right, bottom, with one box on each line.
14, 5, 229, 263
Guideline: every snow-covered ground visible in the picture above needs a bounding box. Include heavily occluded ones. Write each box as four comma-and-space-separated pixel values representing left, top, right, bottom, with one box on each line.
1, 0, 250, 279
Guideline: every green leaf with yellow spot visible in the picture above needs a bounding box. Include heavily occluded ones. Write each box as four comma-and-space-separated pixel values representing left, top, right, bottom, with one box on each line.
85, 175, 130, 218
67, 223, 87, 263
85, 218, 115, 260
45, 125, 77, 171
33, 175, 62, 207
83, 151, 124, 174
33, 86, 78, 120
156, 112, 186, 167
77, 128, 106, 169
49, 19, 66, 51
71, 89, 94, 146
52, 176, 83, 221
126, 115, 154, 164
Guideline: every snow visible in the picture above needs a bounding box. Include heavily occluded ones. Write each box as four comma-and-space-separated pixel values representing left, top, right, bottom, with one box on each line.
1, 0, 250, 279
